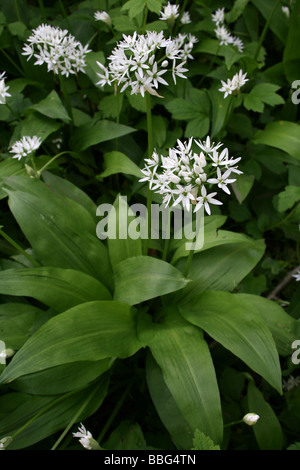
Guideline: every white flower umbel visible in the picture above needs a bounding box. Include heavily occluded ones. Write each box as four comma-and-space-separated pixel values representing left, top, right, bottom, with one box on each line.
213, 9, 244, 52
219, 70, 248, 98
94, 10, 112, 27
73, 423, 101, 450
9, 136, 42, 161
0, 72, 11, 104
96, 31, 197, 97
140, 137, 242, 213
282, 375, 300, 391
242, 413, 260, 426
22, 24, 91, 77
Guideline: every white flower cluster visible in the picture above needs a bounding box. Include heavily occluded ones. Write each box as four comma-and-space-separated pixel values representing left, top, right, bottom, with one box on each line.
212, 7, 244, 53
140, 136, 242, 214
292, 269, 300, 281
159, 2, 179, 21
0, 72, 11, 104
22, 24, 91, 77
73, 423, 101, 450
96, 30, 197, 97
282, 375, 300, 391
219, 69, 248, 98
10, 136, 42, 161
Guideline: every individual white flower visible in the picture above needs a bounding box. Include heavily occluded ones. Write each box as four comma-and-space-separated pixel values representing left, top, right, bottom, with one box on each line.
282, 6, 290, 18
159, 2, 180, 22
195, 136, 223, 154
0, 72, 11, 104
0, 436, 13, 450
94, 10, 112, 27
232, 36, 244, 53
292, 269, 300, 281
73, 423, 101, 450
243, 413, 260, 426
194, 185, 223, 215
282, 375, 300, 391
207, 167, 236, 194
9, 136, 42, 161
181, 12, 191, 25
215, 25, 233, 46
212, 8, 225, 26
22, 24, 91, 77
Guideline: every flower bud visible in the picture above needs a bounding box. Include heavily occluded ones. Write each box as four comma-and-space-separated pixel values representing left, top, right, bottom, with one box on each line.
243, 413, 260, 426
0, 436, 13, 450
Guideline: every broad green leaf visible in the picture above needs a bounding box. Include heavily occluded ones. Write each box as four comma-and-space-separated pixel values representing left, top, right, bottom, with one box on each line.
0, 300, 141, 384
28, 90, 71, 123
113, 256, 190, 306
85, 51, 105, 83
18, 112, 61, 142
244, 83, 284, 112
191, 430, 220, 450
99, 151, 142, 179
147, 310, 223, 445
253, 121, 300, 161
112, 15, 137, 32
0, 379, 109, 449
12, 359, 113, 395
277, 186, 300, 212
103, 421, 151, 450
42, 171, 97, 220
0, 267, 111, 312
0, 158, 25, 200
122, 0, 146, 18
247, 381, 283, 450
98, 93, 124, 119
175, 238, 265, 300
146, 352, 194, 450
232, 174, 255, 203
179, 291, 282, 393
0, 303, 44, 350
226, 0, 250, 23
233, 294, 299, 357
5, 176, 112, 288
208, 85, 232, 137
70, 120, 136, 152
146, 0, 163, 14
106, 195, 142, 270
283, 0, 300, 82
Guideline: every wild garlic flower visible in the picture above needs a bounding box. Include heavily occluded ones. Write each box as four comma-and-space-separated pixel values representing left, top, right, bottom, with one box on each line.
94, 10, 112, 27
139, 136, 242, 214
96, 31, 197, 97
22, 24, 91, 77
282, 6, 290, 18
0, 72, 11, 104
219, 70, 248, 98
213, 9, 244, 52
73, 423, 101, 450
242, 413, 260, 426
9, 136, 42, 161
159, 2, 180, 22
212, 7, 225, 26
181, 12, 191, 25
282, 375, 300, 391
292, 269, 300, 281
0, 436, 13, 450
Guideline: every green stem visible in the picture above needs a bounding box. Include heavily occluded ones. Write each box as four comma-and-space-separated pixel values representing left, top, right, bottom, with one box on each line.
254, 0, 281, 61
38, 0, 47, 22
97, 381, 133, 444
14, 0, 21, 22
183, 247, 194, 277
38, 150, 72, 176
224, 419, 243, 428
58, 73, 74, 125
51, 384, 102, 450
0, 48, 24, 76
142, 7, 148, 33
173, 0, 188, 35
11, 389, 79, 440
0, 228, 40, 267
58, 0, 73, 33
162, 210, 172, 262
144, 92, 154, 256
